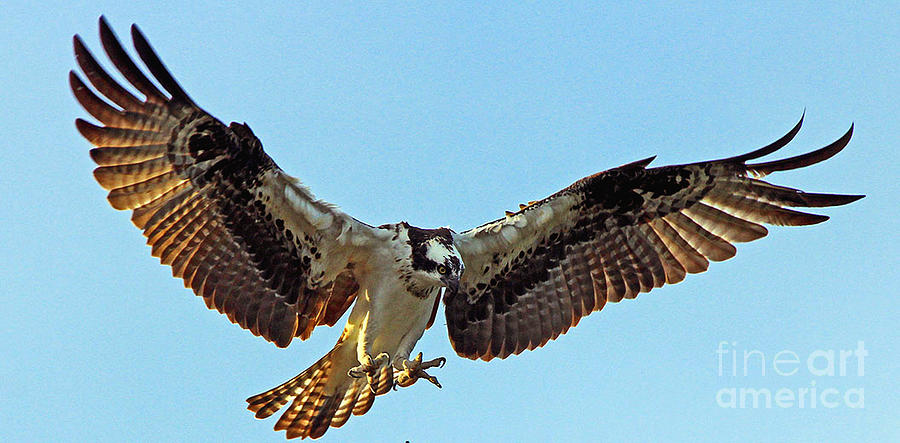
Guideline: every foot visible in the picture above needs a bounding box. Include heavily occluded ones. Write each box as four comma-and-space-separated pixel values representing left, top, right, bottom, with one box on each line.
348, 352, 392, 394
394, 352, 446, 389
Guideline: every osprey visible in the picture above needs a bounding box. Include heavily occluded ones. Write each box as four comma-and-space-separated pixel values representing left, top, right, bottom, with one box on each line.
72, 18, 863, 440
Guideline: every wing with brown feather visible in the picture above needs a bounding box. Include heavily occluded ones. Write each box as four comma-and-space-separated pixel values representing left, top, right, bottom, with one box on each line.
446, 116, 863, 360
72, 18, 385, 347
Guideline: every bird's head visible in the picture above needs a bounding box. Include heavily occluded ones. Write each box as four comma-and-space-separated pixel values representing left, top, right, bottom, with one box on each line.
405, 225, 465, 294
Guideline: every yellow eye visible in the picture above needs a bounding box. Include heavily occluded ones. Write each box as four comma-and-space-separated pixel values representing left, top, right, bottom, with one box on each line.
437, 265, 448, 275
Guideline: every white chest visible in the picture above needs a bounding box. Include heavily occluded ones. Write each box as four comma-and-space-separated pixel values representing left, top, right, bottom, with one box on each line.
346, 279, 438, 356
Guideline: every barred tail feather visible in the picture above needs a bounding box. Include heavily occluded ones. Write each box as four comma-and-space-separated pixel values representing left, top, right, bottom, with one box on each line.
246, 339, 391, 439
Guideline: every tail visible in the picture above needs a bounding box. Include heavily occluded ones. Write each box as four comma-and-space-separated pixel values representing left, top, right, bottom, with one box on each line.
246, 340, 393, 439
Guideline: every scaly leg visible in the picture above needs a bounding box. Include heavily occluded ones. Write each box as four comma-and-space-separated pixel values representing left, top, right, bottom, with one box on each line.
394, 352, 446, 389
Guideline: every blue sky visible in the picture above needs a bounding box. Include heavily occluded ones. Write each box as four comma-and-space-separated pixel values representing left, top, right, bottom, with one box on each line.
1, 2, 898, 442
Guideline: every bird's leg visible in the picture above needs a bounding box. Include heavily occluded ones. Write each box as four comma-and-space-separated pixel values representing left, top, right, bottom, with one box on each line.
348, 352, 391, 393
346, 311, 394, 393
393, 352, 446, 389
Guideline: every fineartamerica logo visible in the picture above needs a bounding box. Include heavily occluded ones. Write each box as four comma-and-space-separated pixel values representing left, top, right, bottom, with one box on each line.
714, 341, 866, 409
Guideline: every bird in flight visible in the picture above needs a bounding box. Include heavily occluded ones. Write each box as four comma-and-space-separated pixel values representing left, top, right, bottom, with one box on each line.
71, 17, 863, 440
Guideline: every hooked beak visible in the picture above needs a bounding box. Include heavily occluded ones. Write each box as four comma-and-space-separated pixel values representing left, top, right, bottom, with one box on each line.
441, 275, 460, 294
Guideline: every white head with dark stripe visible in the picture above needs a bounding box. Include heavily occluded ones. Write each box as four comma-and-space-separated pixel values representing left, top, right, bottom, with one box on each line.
403, 224, 464, 295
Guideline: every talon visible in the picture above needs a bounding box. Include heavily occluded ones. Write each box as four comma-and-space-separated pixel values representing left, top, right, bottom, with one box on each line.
422, 356, 446, 369
348, 353, 374, 378
423, 373, 442, 389
348, 352, 392, 394
393, 354, 446, 390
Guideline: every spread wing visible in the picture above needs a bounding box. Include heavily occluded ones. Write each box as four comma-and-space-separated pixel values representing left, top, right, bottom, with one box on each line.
72, 18, 388, 347
446, 116, 863, 360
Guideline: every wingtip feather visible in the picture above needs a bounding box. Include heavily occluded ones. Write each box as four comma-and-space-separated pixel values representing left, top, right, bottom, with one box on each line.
67, 70, 81, 91
98, 15, 112, 33
800, 193, 865, 207
748, 124, 853, 174
72, 33, 89, 59
806, 214, 830, 225
98, 16, 168, 102
131, 24, 195, 105
721, 113, 805, 164
74, 118, 95, 138
619, 155, 657, 169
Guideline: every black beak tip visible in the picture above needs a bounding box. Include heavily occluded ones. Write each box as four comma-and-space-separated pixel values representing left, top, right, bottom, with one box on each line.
442, 276, 460, 294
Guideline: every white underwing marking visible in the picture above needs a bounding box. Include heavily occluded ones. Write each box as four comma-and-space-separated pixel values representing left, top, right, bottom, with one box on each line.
514, 215, 528, 228
284, 183, 333, 230
336, 223, 352, 243
459, 236, 486, 255
500, 225, 518, 244
537, 206, 553, 225
350, 227, 370, 247
283, 183, 312, 213
312, 212, 334, 230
